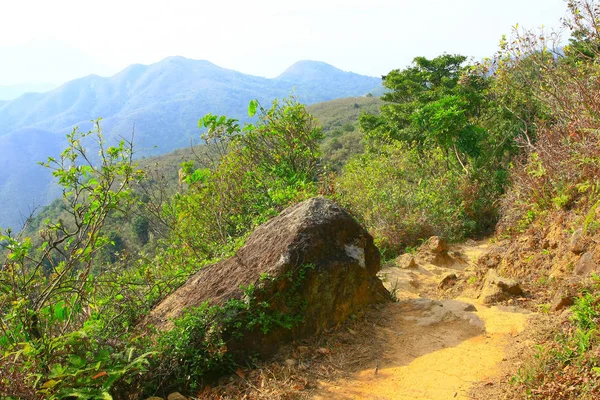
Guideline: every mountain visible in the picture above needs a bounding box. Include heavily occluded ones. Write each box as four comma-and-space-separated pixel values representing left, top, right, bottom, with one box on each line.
0, 57, 381, 229
276, 60, 381, 103
0, 57, 380, 153
0, 83, 57, 101
0, 128, 65, 230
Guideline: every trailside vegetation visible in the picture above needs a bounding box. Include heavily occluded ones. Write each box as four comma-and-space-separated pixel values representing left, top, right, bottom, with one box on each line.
335, 54, 520, 254
0, 97, 322, 398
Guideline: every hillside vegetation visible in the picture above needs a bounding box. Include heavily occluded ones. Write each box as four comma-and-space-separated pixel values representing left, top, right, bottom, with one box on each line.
308, 96, 382, 170
11, 96, 376, 279
3, 1, 600, 398
0, 58, 380, 229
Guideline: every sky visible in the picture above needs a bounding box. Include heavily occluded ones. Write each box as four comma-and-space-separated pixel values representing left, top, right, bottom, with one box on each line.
0, 0, 569, 86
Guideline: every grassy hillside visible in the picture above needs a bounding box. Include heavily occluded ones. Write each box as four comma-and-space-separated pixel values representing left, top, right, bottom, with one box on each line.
308, 96, 382, 170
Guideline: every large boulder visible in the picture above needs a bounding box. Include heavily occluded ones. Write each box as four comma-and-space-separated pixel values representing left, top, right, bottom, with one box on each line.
145, 197, 389, 357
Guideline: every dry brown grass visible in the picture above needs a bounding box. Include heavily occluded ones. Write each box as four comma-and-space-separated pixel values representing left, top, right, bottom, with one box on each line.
191, 304, 387, 399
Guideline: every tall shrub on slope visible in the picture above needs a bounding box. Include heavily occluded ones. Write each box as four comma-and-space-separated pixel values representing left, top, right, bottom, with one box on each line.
0, 124, 151, 398
337, 55, 517, 254
495, 0, 600, 234
172, 97, 323, 259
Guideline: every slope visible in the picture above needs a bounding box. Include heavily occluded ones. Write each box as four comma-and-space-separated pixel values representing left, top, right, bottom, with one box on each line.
0, 128, 65, 230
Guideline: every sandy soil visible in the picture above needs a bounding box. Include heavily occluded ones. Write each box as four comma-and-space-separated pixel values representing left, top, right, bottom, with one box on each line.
312, 240, 533, 400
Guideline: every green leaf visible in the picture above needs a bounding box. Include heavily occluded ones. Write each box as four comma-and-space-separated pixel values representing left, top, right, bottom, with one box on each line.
248, 99, 258, 117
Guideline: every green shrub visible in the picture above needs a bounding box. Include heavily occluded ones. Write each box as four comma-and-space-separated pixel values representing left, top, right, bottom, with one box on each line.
336, 143, 491, 254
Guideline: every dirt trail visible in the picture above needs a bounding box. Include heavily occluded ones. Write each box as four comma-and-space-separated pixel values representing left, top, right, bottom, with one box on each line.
313, 240, 532, 400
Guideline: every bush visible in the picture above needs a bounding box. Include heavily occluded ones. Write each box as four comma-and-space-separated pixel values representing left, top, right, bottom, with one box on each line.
335, 143, 490, 255
173, 97, 323, 259
495, 0, 600, 234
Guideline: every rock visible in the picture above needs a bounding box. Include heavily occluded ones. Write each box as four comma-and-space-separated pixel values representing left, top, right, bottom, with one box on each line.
551, 293, 575, 312
575, 251, 597, 275
428, 236, 448, 254
395, 253, 417, 269
144, 197, 389, 359
569, 228, 586, 255
437, 273, 458, 290
463, 304, 478, 312
451, 250, 465, 259
417, 236, 456, 266
479, 269, 523, 304
146, 397, 164, 400
167, 393, 187, 400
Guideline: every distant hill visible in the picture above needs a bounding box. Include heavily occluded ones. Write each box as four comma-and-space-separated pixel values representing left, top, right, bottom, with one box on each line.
0, 83, 56, 101
0, 57, 381, 229
275, 61, 380, 103
0, 128, 65, 230
0, 57, 380, 153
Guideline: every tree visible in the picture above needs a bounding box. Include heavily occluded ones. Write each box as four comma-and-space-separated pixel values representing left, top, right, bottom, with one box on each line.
360, 54, 490, 173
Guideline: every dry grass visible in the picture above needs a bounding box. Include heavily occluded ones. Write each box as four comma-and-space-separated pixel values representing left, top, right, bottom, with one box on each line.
191, 304, 387, 399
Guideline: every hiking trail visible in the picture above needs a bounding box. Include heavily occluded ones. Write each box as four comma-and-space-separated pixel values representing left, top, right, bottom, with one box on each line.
313, 240, 532, 400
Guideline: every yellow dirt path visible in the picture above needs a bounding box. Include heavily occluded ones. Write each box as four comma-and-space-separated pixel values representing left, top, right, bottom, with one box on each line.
313, 241, 531, 400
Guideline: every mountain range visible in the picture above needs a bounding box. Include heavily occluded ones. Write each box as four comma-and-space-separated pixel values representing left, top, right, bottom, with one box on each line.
0, 57, 381, 229
0, 83, 57, 101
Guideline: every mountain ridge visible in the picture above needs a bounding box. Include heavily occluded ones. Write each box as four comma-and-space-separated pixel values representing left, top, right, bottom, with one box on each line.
0, 83, 57, 101
0, 57, 381, 229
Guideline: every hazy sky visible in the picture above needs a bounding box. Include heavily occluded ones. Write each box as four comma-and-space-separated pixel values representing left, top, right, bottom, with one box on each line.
0, 0, 568, 86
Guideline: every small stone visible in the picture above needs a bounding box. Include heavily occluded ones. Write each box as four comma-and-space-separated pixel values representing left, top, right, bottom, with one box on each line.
479, 269, 523, 304
551, 296, 574, 312
167, 393, 187, 400
317, 347, 330, 355
575, 251, 597, 275
284, 358, 297, 367
463, 304, 477, 312
428, 236, 449, 254
437, 273, 458, 290
396, 253, 417, 269
146, 397, 164, 400
569, 229, 586, 254
451, 250, 464, 258
551, 289, 575, 312
297, 345, 309, 353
